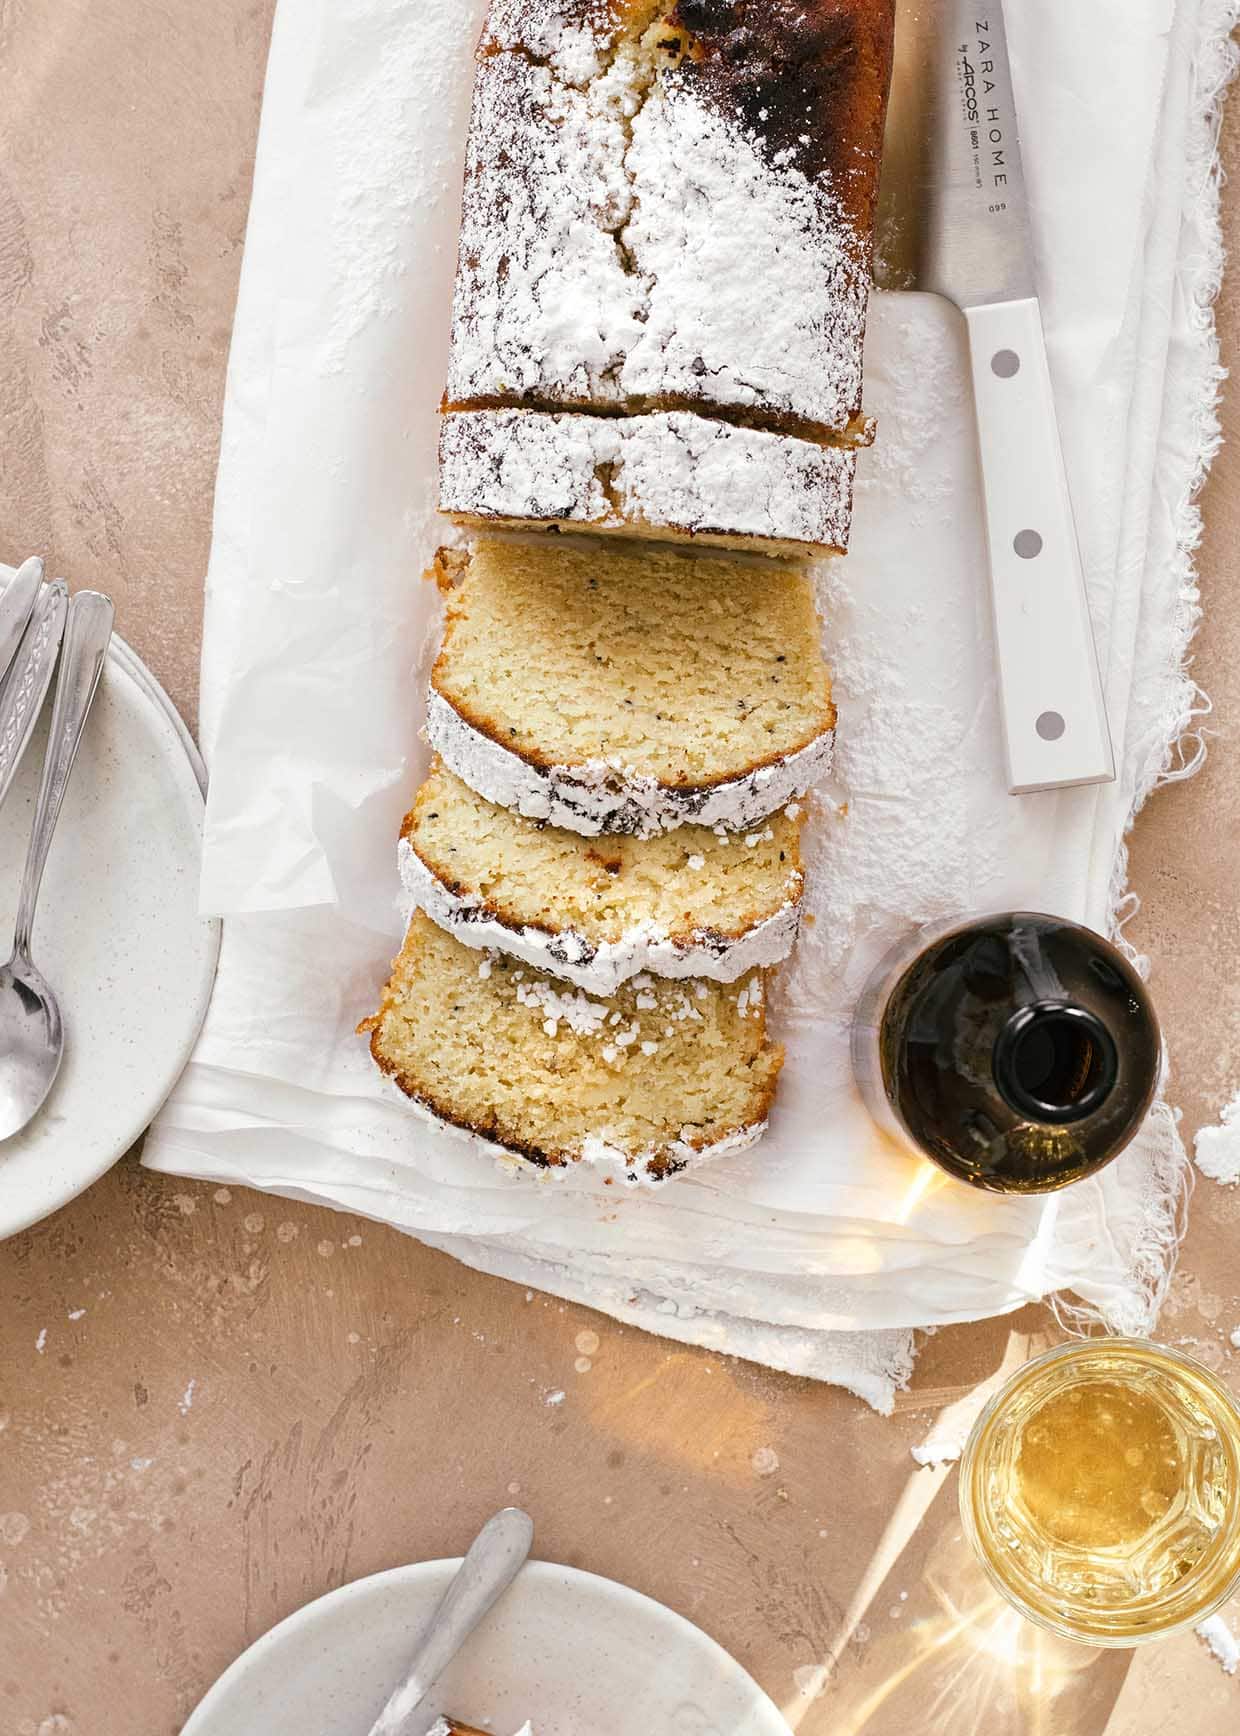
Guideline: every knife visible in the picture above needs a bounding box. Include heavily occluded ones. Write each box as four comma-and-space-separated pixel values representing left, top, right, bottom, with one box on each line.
877, 1, 1115, 795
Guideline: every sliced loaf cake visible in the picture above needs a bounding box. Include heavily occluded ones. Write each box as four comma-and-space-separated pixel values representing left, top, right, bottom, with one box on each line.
362, 912, 782, 1183
446, 0, 893, 442
402, 760, 805, 992
439, 408, 857, 558
427, 538, 835, 839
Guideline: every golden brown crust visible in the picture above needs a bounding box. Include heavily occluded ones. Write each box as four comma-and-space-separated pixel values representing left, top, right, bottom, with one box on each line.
370, 1026, 783, 1180
443, 507, 850, 561
670, 0, 895, 235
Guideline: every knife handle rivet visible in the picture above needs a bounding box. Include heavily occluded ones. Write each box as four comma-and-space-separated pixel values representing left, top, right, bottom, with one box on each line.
991, 349, 1021, 378
1036, 711, 1066, 742
1014, 529, 1043, 559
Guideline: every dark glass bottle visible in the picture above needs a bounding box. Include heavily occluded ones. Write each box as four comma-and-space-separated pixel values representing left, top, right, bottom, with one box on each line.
851, 912, 1161, 1194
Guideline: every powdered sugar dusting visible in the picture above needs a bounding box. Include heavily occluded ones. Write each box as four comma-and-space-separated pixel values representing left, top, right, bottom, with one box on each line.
398, 833, 799, 992
448, 9, 871, 436
439, 407, 856, 554
426, 686, 834, 839
514, 976, 611, 1037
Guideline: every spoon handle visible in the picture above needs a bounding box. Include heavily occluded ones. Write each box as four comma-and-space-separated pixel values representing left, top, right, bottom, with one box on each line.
0, 558, 47, 691
0, 581, 68, 816
366, 1507, 535, 1736
13, 591, 114, 961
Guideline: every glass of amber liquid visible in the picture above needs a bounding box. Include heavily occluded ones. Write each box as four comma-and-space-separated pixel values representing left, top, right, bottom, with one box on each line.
959, 1339, 1240, 1644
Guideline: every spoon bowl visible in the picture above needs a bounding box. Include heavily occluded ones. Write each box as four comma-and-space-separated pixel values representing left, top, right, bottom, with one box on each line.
0, 953, 63, 1139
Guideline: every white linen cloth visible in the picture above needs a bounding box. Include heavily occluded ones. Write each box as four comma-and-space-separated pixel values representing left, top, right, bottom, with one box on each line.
144, 0, 1240, 1411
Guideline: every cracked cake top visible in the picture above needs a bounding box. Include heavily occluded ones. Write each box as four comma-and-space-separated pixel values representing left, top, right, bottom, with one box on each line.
446, 0, 895, 441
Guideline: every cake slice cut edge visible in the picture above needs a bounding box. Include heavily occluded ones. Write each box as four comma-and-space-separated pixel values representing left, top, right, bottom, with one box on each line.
439, 408, 858, 558
401, 762, 806, 993
361, 912, 783, 1186
427, 536, 837, 840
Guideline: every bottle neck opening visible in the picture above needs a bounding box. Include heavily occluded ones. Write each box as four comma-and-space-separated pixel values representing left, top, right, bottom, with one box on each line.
992, 1002, 1119, 1125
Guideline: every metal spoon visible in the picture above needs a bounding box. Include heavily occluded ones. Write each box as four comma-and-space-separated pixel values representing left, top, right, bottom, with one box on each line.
0, 557, 46, 687
365, 1507, 535, 1736
0, 590, 114, 1141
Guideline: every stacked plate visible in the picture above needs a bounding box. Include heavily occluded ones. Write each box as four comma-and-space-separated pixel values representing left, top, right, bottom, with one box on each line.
0, 566, 218, 1237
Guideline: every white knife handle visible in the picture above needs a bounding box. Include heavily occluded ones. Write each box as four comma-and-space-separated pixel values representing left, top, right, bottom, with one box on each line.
963, 297, 1115, 794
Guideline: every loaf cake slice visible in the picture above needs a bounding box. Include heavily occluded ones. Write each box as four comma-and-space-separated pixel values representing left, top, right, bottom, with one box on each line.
447, 0, 894, 442
362, 912, 782, 1183
402, 760, 805, 992
440, 408, 857, 558
427, 538, 836, 839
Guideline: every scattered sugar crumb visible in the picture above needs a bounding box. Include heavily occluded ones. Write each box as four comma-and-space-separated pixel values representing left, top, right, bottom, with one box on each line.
478, 958, 493, 980
575, 1329, 601, 1356
347, 1234, 363, 1247
751, 1446, 780, 1478
525, 1291, 535, 1302
1195, 1091, 1240, 1185
687, 854, 706, 870
911, 1438, 964, 1468
67, 1309, 86, 1322
347, 1332, 361, 1345
243, 1213, 265, 1234
793, 1664, 832, 1701
545, 1390, 566, 1407
213, 1187, 232, 1205
508, 1481, 521, 1495
818, 1528, 828, 1539
130, 1457, 153, 1472
575, 1357, 593, 1374
178, 1380, 197, 1416
172, 1194, 197, 1216
317, 1240, 335, 1258
35, 1329, 47, 1355
276, 1221, 299, 1244
1196, 1613, 1240, 1675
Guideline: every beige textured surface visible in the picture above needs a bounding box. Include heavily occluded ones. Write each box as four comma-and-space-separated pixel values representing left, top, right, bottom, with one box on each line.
0, 7, 1239, 1732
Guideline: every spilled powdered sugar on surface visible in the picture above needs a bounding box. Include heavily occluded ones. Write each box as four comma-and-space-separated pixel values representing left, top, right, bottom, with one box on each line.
1194, 1089, 1240, 1184
1196, 1611, 1240, 1675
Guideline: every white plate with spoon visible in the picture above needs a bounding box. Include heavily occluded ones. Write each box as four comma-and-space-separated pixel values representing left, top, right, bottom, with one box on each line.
182, 1511, 790, 1736
0, 560, 219, 1239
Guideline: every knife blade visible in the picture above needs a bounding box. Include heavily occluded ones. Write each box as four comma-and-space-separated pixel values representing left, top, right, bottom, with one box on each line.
877, 1, 1114, 795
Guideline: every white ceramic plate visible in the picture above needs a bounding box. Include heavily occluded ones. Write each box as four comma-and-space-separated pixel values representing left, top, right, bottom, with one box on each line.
0, 612, 219, 1238
181, 1559, 791, 1736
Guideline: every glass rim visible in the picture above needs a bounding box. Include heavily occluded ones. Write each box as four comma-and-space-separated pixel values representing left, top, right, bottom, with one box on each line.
958, 1335, 1240, 1647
